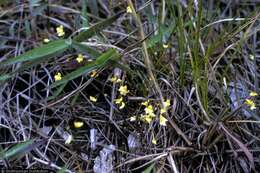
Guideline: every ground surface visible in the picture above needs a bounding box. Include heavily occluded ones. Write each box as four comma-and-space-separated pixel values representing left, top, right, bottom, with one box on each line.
0, 0, 260, 173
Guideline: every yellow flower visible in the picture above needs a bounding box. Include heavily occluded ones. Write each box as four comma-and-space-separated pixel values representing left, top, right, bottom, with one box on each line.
159, 115, 168, 126
76, 54, 84, 63
109, 76, 122, 83
130, 116, 136, 121
245, 99, 254, 105
126, 6, 132, 13
152, 135, 157, 145
110, 76, 117, 82
119, 85, 129, 96
160, 108, 166, 114
144, 105, 155, 117
43, 38, 50, 43
119, 102, 125, 109
163, 99, 171, 108
90, 70, 98, 77
163, 44, 168, 48
65, 134, 73, 144
250, 91, 258, 97
141, 100, 149, 107
90, 96, 97, 102
115, 97, 123, 104
143, 114, 153, 124
56, 25, 65, 37
245, 99, 256, 110
74, 120, 84, 128
114, 97, 125, 109
250, 105, 256, 110
249, 54, 254, 60
54, 72, 62, 81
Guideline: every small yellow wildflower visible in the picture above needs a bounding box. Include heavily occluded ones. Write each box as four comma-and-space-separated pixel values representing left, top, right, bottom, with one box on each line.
54, 72, 62, 81
90, 96, 97, 102
126, 6, 132, 13
109, 76, 122, 83
160, 108, 166, 114
116, 78, 122, 83
245, 99, 256, 110
90, 70, 98, 77
163, 44, 168, 49
143, 114, 153, 124
119, 102, 125, 109
250, 91, 258, 97
144, 105, 155, 117
141, 100, 149, 107
65, 134, 73, 144
76, 54, 84, 63
110, 76, 117, 82
163, 99, 171, 108
250, 105, 256, 110
74, 120, 84, 128
130, 116, 136, 121
114, 97, 125, 109
245, 99, 254, 105
115, 97, 123, 104
119, 85, 129, 96
152, 135, 157, 145
249, 54, 254, 60
159, 115, 168, 126
56, 25, 65, 37
43, 38, 50, 43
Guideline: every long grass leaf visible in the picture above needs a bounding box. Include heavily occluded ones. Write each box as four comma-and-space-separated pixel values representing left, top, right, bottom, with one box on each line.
82, 0, 88, 28
47, 82, 68, 101
51, 63, 97, 88
71, 41, 101, 58
0, 39, 71, 66
95, 49, 118, 66
57, 166, 67, 173
0, 140, 37, 160
73, 11, 123, 42
51, 48, 119, 88
143, 163, 155, 173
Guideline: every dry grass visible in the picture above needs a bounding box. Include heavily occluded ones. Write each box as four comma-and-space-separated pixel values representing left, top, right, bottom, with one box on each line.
0, 0, 260, 172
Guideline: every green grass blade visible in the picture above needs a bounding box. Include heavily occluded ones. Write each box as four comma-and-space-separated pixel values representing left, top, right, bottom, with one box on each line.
95, 49, 118, 66
0, 45, 69, 83
51, 48, 119, 88
73, 11, 123, 42
82, 0, 88, 28
0, 140, 36, 160
25, 19, 31, 38
0, 74, 12, 82
51, 63, 97, 88
57, 166, 67, 173
89, 0, 98, 16
143, 163, 155, 173
0, 39, 71, 67
47, 82, 68, 101
71, 41, 101, 58
0, 57, 52, 82
146, 23, 175, 48
176, 0, 187, 86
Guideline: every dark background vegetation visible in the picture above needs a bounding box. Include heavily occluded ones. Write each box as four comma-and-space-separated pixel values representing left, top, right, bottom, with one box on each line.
0, 0, 259, 172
